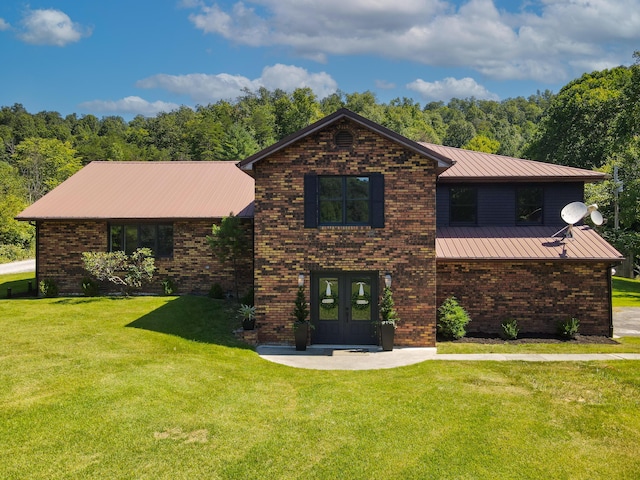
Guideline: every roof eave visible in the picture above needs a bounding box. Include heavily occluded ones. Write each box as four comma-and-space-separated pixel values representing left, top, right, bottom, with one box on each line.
436, 256, 623, 262
437, 175, 607, 183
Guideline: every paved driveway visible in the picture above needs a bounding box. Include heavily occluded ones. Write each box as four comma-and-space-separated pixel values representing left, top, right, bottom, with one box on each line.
0, 259, 35, 275
613, 307, 640, 337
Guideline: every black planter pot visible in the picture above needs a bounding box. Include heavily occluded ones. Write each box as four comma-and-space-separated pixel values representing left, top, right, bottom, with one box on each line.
242, 318, 256, 331
380, 323, 395, 351
294, 322, 309, 351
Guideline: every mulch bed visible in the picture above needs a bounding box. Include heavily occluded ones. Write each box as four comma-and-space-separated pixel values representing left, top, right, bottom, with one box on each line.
442, 334, 619, 345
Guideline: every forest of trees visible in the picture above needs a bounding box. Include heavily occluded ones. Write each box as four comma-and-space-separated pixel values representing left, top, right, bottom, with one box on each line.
1, 52, 638, 264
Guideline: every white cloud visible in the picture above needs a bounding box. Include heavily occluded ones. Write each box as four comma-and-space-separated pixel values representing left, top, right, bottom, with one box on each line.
0, 18, 10, 31
407, 77, 499, 102
259, 64, 337, 98
18, 9, 91, 46
184, 0, 640, 83
136, 64, 338, 103
78, 97, 180, 116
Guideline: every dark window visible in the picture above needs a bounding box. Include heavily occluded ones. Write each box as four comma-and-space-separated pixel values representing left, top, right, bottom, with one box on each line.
450, 187, 477, 224
305, 173, 384, 228
109, 223, 173, 257
517, 187, 543, 224
319, 176, 370, 225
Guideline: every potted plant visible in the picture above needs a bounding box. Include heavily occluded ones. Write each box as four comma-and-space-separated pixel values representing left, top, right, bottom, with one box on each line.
379, 284, 398, 351
238, 304, 256, 330
292, 284, 310, 351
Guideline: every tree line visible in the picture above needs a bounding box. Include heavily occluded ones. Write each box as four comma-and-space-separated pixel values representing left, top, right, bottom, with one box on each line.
1, 52, 638, 263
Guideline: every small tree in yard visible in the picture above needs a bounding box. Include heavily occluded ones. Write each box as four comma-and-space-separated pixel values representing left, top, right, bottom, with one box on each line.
437, 296, 471, 339
207, 214, 248, 301
82, 248, 156, 295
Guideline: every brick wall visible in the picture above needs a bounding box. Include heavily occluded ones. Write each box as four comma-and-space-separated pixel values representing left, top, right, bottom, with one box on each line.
36, 219, 253, 297
436, 260, 612, 336
252, 118, 439, 347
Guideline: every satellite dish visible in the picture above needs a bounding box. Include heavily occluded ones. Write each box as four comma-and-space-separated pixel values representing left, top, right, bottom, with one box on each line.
590, 209, 604, 226
561, 202, 588, 225
554, 201, 604, 239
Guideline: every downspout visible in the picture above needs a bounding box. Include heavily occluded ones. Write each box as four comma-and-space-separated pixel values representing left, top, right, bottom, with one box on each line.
607, 263, 616, 338
35, 221, 40, 296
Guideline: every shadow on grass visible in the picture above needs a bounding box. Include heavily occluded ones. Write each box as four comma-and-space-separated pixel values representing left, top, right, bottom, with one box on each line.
53, 297, 131, 304
0, 275, 36, 299
126, 295, 252, 349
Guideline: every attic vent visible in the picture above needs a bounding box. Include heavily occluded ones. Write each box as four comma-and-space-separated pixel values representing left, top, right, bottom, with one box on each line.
335, 130, 354, 148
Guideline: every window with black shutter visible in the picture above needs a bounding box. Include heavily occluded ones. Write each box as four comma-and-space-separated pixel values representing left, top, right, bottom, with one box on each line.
304, 173, 384, 228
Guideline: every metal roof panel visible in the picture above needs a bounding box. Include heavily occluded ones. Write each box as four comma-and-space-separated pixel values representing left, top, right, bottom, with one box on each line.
436, 226, 623, 261
423, 143, 607, 183
16, 161, 255, 220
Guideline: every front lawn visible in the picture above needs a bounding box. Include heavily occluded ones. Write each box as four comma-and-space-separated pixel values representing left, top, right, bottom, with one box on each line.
1, 293, 640, 479
612, 276, 640, 307
0, 271, 35, 298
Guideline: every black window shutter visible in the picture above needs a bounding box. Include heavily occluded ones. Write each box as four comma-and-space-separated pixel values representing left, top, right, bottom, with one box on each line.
370, 173, 385, 228
304, 174, 318, 228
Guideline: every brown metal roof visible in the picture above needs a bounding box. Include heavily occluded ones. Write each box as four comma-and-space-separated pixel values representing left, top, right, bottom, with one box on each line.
422, 143, 608, 183
16, 161, 254, 220
239, 108, 453, 171
436, 226, 623, 262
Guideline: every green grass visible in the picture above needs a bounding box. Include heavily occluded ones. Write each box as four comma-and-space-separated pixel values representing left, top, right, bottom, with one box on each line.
437, 336, 640, 354
0, 271, 36, 298
612, 276, 640, 307
1, 289, 640, 478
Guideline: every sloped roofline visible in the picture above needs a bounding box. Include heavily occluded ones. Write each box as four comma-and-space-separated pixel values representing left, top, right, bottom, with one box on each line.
425, 142, 608, 184
238, 108, 453, 170
16, 161, 255, 221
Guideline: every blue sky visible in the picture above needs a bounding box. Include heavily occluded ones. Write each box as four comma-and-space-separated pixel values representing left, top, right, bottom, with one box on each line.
1, 0, 639, 120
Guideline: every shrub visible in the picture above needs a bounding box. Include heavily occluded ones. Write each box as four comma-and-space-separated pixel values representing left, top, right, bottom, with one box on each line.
39, 278, 58, 298
161, 278, 176, 295
240, 287, 254, 306
558, 317, 580, 339
379, 286, 399, 327
0, 243, 34, 263
82, 248, 156, 295
81, 277, 99, 297
501, 318, 519, 340
209, 283, 225, 299
437, 296, 470, 339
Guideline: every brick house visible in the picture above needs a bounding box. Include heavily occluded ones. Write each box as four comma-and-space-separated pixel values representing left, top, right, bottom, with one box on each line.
17, 161, 255, 296
17, 109, 623, 346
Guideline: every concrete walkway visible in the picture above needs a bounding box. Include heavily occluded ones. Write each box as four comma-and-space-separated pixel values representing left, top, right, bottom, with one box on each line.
257, 308, 640, 370
256, 345, 640, 370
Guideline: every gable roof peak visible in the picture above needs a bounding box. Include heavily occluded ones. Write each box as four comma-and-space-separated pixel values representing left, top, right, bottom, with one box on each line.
238, 108, 452, 170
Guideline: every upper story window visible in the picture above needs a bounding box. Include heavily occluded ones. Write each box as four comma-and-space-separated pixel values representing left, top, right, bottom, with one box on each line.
319, 176, 370, 225
450, 187, 477, 225
517, 187, 544, 224
304, 173, 384, 228
109, 223, 173, 258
